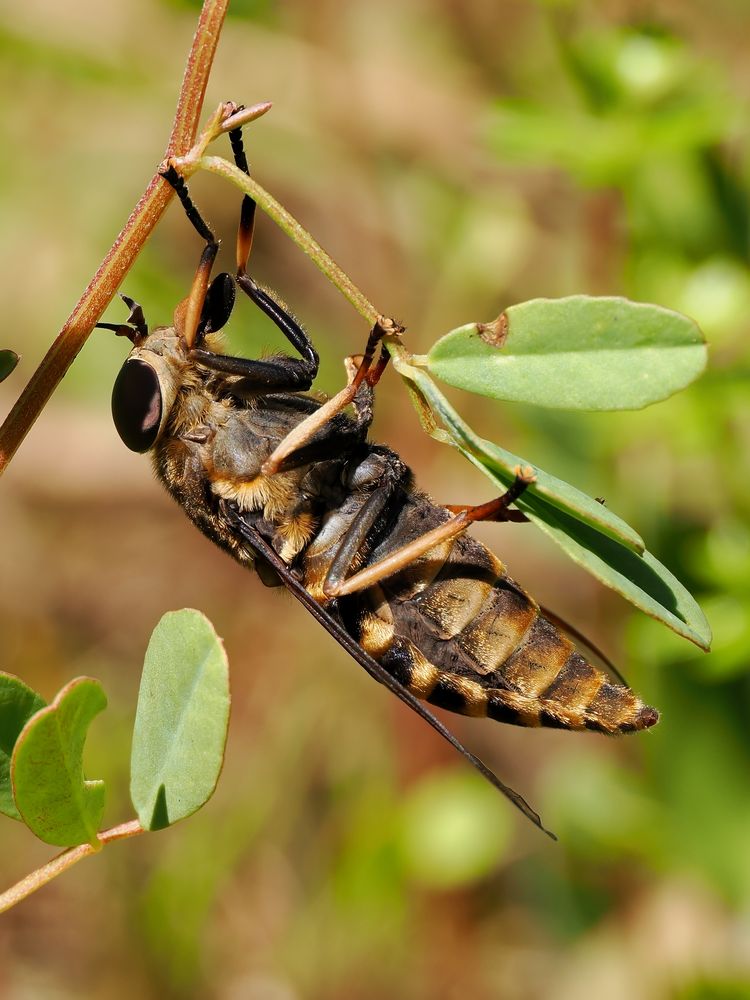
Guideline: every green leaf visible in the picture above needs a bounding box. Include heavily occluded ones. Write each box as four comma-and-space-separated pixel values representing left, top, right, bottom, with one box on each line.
0, 350, 18, 383
462, 446, 711, 649
11, 678, 107, 847
0, 673, 46, 820
426, 296, 707, 411
390, 352, 711, 650
130, 609, 230, 831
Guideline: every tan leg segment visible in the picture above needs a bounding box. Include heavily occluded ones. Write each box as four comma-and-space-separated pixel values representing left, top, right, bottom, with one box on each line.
261, 316, 401, 477
325, 466, 536, 598
174, 242, 218, 350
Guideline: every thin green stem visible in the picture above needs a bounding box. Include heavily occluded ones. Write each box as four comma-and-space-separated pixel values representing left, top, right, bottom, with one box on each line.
0, 820, 144, 914
196, 155, 379, 326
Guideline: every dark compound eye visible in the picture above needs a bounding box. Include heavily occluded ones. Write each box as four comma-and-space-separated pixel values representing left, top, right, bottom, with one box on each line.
112, 358, 164, 452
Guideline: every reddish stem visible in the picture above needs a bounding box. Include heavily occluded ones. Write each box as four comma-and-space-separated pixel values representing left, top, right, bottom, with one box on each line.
0, 820, 144, 914
0, 0, 230, 474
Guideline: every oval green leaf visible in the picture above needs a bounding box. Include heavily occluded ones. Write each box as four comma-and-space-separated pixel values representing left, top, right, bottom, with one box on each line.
426, 296, 707, 411
390, 352, 711, 650
11, 677, 106, 846
0, 673, 46, 821
0, 350, 19, 383
130, 609, 230, 831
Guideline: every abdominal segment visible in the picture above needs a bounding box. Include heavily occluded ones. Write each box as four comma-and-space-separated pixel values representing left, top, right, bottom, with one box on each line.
344, 508, 658, 735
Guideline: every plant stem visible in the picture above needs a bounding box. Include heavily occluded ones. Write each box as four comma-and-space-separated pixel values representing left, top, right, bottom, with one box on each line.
196, 155, 380, 326
0, 0, 230, 476
0, 820, 144, 914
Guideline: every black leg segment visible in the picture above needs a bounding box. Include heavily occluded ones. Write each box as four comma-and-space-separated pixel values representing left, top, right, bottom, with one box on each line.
161, 164, 217, 247
228, 115, 257, 274
191, 275, 319, 391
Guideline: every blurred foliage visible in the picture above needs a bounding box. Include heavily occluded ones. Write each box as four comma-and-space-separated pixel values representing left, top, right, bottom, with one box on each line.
1, 0, 749, 998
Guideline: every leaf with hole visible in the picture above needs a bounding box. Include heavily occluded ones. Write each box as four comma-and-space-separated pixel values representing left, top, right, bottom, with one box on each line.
11, 677, 106, 846
426, 296, 707, 410
130, 609, 230, 831
0, 673, 46, 821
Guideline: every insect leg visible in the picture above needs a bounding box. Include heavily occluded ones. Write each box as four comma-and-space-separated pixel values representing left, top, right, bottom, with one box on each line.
261, 316, 402, 477
264, 382, 376, 473
223, 114, 399, 471
226, 115, 257, 275
319, 455, 409, 598
161, 165, 222, 349
172, 121, 322, 389
325, 466, 536, 598
189, 276, 319, 391
444, 506, 528, 523
443, 468, 534, 523
161, 164, 217, 245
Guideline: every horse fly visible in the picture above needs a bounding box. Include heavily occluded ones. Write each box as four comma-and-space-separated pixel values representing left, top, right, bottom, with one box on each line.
103, 106, 658, 837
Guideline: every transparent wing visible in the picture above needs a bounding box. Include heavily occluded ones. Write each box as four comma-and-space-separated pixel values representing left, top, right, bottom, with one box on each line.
230, 511, 556, 840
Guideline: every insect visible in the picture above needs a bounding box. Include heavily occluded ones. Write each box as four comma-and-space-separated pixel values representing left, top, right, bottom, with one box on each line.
102, 111, 658, 837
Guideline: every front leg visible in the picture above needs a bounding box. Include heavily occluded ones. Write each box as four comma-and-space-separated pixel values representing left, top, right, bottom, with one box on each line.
189, 117, 319, 390
261, 315, 402, 477
191, 278, 319, 392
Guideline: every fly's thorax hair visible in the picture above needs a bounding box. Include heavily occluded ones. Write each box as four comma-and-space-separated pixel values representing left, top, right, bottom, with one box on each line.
167, 339, 233, 439
210, 467, 303, 520
170, 383, 230, 440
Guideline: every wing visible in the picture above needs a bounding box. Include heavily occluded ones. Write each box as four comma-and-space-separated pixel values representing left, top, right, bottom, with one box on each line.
230, 512, 556, 840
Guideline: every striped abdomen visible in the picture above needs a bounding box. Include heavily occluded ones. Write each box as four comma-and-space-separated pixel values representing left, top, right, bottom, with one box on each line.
345, 493, 658, 735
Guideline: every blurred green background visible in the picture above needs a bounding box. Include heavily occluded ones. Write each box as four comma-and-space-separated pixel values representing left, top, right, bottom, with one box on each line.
1, 0, 749, 997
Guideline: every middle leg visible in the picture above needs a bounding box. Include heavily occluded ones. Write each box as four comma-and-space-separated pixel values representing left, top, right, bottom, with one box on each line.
323, 466, 536, 599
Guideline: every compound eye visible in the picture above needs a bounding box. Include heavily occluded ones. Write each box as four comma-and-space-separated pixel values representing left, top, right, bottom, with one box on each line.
112, 358, 164, 452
